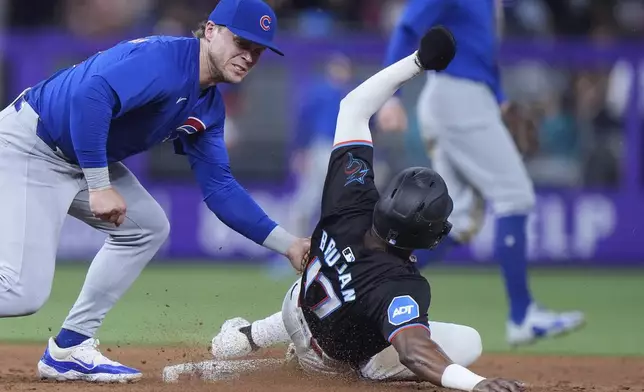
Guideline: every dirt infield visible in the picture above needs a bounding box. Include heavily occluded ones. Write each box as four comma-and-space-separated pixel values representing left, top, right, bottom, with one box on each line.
1, 343, 643, 392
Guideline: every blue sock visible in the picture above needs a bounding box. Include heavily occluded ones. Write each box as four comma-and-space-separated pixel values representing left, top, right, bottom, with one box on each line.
55, 328, 91, 348
413, 235, 460, 269
495, 214, 532, 324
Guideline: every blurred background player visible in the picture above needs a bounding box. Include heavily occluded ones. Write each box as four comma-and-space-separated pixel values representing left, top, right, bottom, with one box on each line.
290, 53, 354, 236
375, 0, 584, 346
263, 53, 353, 277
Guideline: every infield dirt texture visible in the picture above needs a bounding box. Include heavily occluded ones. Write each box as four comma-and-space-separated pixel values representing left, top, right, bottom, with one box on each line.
1, 264, 643, 392
2, 344, 643, 392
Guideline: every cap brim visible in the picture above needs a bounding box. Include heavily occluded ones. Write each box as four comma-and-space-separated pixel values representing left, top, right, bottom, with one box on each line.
227, 26, 284, 56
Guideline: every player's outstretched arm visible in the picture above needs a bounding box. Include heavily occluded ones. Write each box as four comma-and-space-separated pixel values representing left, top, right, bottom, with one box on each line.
180, 126, 309, 273
333, 26, 456, 147
391, 328, 525, 392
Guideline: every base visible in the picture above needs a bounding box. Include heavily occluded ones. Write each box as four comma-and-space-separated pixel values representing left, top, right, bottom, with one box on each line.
162, 358, 284, 383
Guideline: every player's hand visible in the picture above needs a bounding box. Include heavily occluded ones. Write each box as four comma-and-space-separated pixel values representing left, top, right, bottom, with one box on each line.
89, 187, 127, 227
376, 97, 408, 133
285, 237, 311, 274
501, 101, 539, 158
417, 25, 456, 71
474, 378, 526, 392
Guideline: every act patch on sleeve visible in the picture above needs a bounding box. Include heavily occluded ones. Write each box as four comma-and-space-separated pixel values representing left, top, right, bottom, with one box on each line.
387, 295, 420, 326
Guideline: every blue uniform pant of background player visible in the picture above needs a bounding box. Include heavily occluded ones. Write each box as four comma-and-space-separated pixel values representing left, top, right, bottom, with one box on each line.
414, 73, 535, 324
0, 97, 169, 339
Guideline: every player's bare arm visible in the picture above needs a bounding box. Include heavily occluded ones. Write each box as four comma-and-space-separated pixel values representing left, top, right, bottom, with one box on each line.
391, 327, 525, 392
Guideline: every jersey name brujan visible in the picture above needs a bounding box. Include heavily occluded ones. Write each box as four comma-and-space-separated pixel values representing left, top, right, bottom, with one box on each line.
304, 230, 357, 319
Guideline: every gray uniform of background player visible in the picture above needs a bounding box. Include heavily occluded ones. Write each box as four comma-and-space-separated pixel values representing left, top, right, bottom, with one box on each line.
377, 0, 534, 244
417, 73, 534, 241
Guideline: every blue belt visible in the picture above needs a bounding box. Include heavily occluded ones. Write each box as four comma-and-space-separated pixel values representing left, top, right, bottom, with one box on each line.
12, 95, 24, 111
13, 94, 59, 154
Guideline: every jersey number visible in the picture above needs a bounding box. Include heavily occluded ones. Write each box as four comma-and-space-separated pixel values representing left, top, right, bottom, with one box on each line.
304, 258, 342, 319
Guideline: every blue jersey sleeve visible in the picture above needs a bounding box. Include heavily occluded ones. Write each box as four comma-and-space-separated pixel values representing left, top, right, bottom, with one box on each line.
384, 0, 455, 95
69, 77, 119, 168
70, 41, 179, 168
177, 126, 278, 245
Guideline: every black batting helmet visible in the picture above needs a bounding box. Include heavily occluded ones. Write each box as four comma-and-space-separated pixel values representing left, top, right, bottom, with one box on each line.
372, 167, 453, 250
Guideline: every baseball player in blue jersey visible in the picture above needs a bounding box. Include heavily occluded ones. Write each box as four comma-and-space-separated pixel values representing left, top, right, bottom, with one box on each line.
0, 0, 309, 383
376, 0, 585, 346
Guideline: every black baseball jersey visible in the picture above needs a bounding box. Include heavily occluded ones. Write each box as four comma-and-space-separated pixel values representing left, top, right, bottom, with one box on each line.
298, 141, 431, 367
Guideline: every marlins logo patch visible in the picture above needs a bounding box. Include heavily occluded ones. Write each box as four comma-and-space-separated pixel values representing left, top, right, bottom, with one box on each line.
344, 153, 369, 186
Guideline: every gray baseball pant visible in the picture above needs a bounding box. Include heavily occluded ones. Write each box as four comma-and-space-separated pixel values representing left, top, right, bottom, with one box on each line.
0, 94, 170, 338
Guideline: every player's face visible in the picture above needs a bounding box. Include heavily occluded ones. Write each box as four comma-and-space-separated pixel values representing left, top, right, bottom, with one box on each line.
326, 54, 353, 84
208, 26, 265, 83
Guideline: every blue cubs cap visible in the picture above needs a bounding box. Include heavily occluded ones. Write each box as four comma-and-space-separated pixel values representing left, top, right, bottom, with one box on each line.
209, 0, 283, 56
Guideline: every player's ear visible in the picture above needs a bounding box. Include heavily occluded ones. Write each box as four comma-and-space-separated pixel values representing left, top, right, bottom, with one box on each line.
204, 21, 218, 41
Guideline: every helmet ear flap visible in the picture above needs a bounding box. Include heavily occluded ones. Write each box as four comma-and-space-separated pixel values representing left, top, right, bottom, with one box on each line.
384, 229, 399, 246
427, 220, 452, 250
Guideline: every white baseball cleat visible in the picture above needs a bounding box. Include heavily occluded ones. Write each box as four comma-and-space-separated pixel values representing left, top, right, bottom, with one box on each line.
37, 337, 142, 383
220, 317, 250, 332
211, 317, 256, 360
506, 303, 585, 346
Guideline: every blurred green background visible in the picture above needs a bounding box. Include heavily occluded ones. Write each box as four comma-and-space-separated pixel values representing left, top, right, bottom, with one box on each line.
2, 263, 642, 357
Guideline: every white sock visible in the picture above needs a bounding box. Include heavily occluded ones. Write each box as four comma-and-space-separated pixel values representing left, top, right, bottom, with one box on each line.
251, 311, 290, 348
